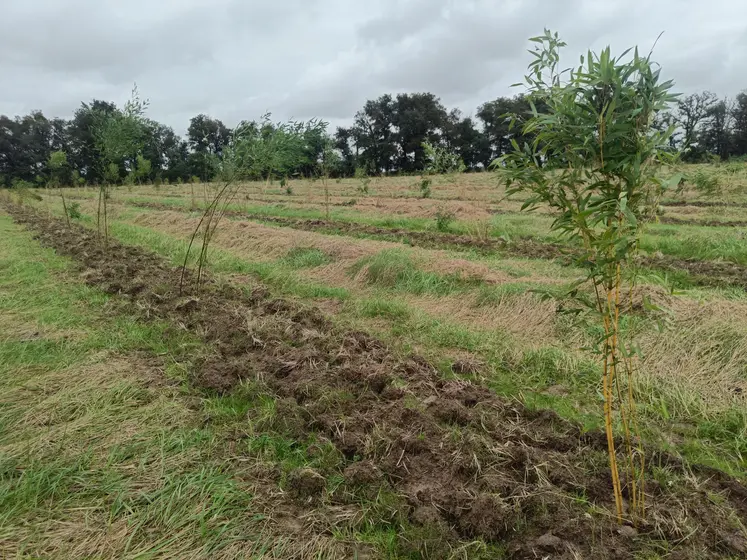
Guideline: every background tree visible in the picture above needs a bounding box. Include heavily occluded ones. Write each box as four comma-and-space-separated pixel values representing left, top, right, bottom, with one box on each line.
187, 114, 230, 181
0, 112, 55, 186
3, 86, 747, 189
48, 150, 71, 187
349, 94, 397, 174
392, 92, 448, 172
333, 127, 357, 177
443, 110, 492, 169
477, 96, 534, 162
699, 99, 734, 160
67, 100, 117, 183
731, 92, 747, 156
675, 91, 718, 159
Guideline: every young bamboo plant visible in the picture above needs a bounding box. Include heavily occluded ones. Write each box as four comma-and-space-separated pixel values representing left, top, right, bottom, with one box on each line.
421, 141, 465, 199
496, 30, 680, 523
319, 137, 340, 221
48, 151, 71, 226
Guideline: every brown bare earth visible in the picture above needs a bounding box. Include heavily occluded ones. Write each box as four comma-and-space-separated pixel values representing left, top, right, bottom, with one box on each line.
661, 200, 747, 208
4, 201, 747, 559
658, 216, 747, 227
51, 196, 747, 406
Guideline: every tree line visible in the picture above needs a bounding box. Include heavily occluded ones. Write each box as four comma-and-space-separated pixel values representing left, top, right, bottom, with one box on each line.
3, 87, 747, 188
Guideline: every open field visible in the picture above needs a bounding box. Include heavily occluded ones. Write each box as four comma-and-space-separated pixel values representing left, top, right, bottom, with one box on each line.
2, 164, 747, 558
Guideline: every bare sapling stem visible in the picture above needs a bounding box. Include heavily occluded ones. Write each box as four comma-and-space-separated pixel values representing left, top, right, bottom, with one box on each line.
179, 179, 238, 294
102, 185, 109, 249
97, 186, 103, 242
324, 175, 330, 221
263, 174, 271, 201
602, 282, 624, 522
60, 190, 70, 227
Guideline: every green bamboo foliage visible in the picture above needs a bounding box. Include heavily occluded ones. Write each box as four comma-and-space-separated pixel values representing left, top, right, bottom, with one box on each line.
496, 30, 681, 522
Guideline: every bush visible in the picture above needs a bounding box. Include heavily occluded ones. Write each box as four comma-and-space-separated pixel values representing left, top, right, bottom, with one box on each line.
689, 170, 721, 196
423, 141, 466, 175
67, 202, 82, 220
724, 162, 744, 175
11, 179, 35, 190
419, 177, 432, 198
354, 167, 370, 194
434, 206, 456, 232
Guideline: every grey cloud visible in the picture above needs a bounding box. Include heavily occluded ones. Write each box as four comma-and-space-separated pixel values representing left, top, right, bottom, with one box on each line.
0, 1, 217, 80
1, 0, 746, 135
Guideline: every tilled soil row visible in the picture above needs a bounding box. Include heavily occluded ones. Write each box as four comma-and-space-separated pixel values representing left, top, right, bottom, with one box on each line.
5, 202, 747, 559
124, 199, 747, 292
658, 215, 747, 227
240, 216, 747, 292
661, 200, 747, 208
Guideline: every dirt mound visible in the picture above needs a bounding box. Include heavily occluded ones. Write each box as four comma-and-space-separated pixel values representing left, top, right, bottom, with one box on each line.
660, 216, 747, 227
661, 200, 747, 208
5, 202, 747, 559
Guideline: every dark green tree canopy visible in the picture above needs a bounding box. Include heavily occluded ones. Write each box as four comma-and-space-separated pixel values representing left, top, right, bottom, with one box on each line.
3, 82, 747, 188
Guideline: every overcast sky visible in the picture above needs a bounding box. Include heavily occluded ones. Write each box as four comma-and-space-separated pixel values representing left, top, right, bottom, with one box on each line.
2, 0, 746, 134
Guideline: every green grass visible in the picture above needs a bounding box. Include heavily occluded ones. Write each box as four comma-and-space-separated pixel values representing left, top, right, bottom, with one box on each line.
0, 215, 274, 556
58, 189, 747, 270
0, 215, 365, 558
4, 211, 507, 558
30, 198, 747, 477
81, 216, 351, 301
281, 246, 333, 269
641, 223, 747, 265
350, 248, 482, 295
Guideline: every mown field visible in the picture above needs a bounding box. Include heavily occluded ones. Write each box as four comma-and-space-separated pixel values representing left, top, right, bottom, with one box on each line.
2, 163, 747, 559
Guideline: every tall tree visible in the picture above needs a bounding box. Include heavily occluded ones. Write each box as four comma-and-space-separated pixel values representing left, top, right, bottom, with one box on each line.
675, 91, 718, 157
477, 95, 533, 161
392, 92, 448, 172
350, 94, 397, 174
731, 92, 747, 156
699, 98, 734, 160
443, 110, 491, 169
333, 127, 357, 176
187, 114, 230, 181
67, 100, 117, 183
